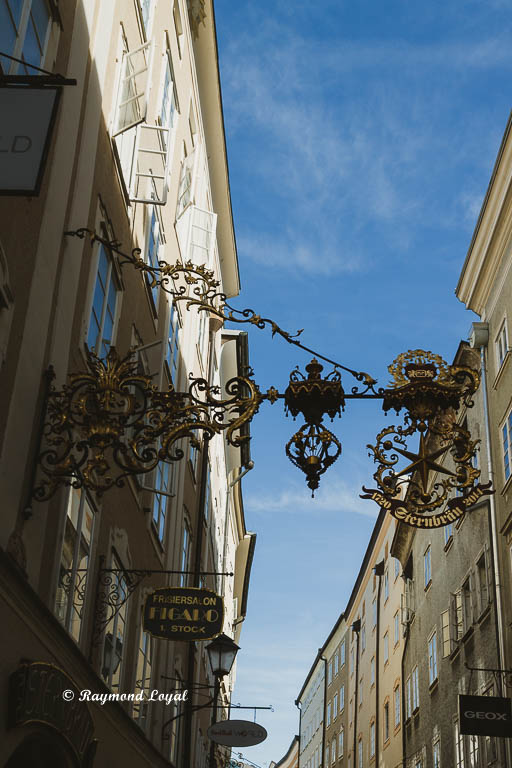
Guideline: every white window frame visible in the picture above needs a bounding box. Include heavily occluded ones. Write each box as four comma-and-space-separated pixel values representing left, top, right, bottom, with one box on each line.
1, 0, 52, 74
383, 631, 389, 664
495, 318, 508, 371
500, 406, 512, 484
424, 545, 432, 588
340, 684, 345, 712
394, 684, 400, 727
428, 631, 438, 685
339, 728, 344, 758
412, 665, 419, 711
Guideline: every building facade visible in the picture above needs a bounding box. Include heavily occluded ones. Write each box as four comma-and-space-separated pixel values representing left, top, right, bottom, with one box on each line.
297, 654, 326, 768
0, 1, 254, 767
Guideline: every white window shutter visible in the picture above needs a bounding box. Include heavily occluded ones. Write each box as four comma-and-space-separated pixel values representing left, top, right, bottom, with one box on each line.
129, 124, 171, 204
113, 41, 154, 136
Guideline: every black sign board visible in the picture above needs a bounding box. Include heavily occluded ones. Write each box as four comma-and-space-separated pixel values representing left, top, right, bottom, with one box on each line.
8, 662, 96, 764
459, 694, 512, 738
143, 587, 224, 641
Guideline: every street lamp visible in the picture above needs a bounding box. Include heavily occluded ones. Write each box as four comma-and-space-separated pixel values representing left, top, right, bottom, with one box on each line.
206, 633, 240, 678
206, 633, 240, 768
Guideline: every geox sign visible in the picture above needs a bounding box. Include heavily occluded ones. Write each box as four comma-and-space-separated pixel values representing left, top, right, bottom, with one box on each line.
459, 694, 512, 737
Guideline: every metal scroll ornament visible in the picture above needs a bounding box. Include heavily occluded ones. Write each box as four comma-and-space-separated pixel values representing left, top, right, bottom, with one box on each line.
361, 350, 493, 528
284, 359, 344, 496
34, 347, 262, 499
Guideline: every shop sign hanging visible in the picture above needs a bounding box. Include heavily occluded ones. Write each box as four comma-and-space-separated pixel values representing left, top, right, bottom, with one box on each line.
143, 586, 224, 641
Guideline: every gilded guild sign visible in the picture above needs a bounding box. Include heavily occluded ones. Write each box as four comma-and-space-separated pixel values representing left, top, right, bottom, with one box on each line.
143, 587, 224, 641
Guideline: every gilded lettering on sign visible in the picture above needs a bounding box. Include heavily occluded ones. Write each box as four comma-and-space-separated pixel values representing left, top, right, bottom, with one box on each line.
143, 587, 224, 641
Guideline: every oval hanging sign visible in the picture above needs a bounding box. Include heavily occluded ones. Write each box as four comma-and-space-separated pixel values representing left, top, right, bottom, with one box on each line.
143, 587, 224, 641
207, 719, 267, 747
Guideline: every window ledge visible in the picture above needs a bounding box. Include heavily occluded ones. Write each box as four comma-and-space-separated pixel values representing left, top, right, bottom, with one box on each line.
477, 603, 492, 625
412, 706, 420, 717
500, 472, 512, 497
444, 536, 454, 552
450, 644, 461, 662
428, 679, 439, 694
462, 625, 474, 643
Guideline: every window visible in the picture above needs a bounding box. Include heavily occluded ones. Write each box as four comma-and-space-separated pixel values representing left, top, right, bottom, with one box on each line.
394, 557, 400, 579
334, 651, 339, 676
328, 661, 333, 684
189, 435, 199, 476
415, 760, 422, 768
444, 522, 454, 546
394, 684, 400, 727
370, 722, 375, 757
339, 729, 344, 757
468, 734, 479, 768
476, 552, 490, 615
441, 609, 452, 657
326, 747, 330, 767
331, 740, 336, 765
424, 545, 432, 588
327, 701, 331, 727
428, 632, 438, 685
461, 576, 473, 633
384, 568, 389, 601
87, 243, 120, 357
340, 685, 345, 712
358, 738, 363, 768
165, 302, 180, 387
145, 208, 162, 308
102, 553, 128, 691
361, 623, 366, 652
152, 460, 170, 542
340, 639, 346, 667
159, 49, 178, 145
176, 151, 195, 217
372, 598, 377, 627
173, 0, 183, 58
406, 675, 412, 719
179, 517, 191, 586
455, 719, 465, 768
0, 0, 51, 74
412, 666, 419, 711
384, 701, 390, 741
137, 0, 153, 36
433, 739, 440, 768
204, 462, 211, 521
495, 319, 508, 370
359, 677, 363, 706
133, 621, 152, 728
55, 488, 94, 642
350, 647, 354, 675
383, 631, 389, 664
394, 611, 400, 645
501, 407, 512, 482
333, 693, 338, 719
370, 657, 375, 686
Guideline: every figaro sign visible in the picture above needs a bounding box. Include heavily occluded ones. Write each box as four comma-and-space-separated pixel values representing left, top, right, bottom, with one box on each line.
143, 587, 224, 641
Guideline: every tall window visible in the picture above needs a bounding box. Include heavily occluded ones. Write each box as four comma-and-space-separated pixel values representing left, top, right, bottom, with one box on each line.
138, 0, 153, 37
179, 517, 191, 586
159, 49, 178, 145
406, 675, 412, 719
55, 488, 94, 642
476, 552, 490, 614
0, 0, 51, 74
146, 208, 161, 307
424, 545, 432, 588
328, 661, 333, 684
444, 522, 454, 545
133, 621, 152, 729
339, 729, 344, 757
87, 243, 119, 356
327, 701, 331, 726
340, 684, 345, 711
394, 684, 400, 727
455, 719, 465, 768
468, 735, 479, 767
333, 693, 338, 719
165, 302, 180, 387
334, 651, 339, 676
370, 722, 375, 757
428, 631, 438, 685
383, 631, 389, 664
331, 739, 336, 765
361, 623, 366, 652
495, 319, 508, 370
152, 460, 170, 542
384, 701, 390, 741
340, 639, 346, 667
372, 598, 377, 627
358, 738, 363, 768
394, 557, 400, 579
501, 406, 512, 482
384, 568, 389, 600
176, 151, 194, 217
433, 738, 440, 768
102, 554, 128, 691
394, 611, 400, 645
370, 657, 375, 686
412, 666, 419, 710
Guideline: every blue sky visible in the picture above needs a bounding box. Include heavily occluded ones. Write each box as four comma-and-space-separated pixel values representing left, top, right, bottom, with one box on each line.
214, 1, 512, 764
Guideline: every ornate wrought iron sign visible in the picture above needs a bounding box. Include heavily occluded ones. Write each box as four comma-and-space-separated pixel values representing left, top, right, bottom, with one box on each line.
143, 587, 224, 641
361, 351, 493, 527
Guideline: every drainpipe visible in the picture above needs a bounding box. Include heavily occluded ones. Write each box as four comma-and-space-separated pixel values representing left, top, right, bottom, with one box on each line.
296, 700, 302, 768
471, 325, 510, 767
321, 654, 328, 767
374, 560, 384, 763
352, 620, 361, 768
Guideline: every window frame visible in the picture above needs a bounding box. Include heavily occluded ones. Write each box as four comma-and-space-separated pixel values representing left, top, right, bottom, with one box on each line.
86, 238, 121, 358
0, 0, 53, 75
501, 406, 512, 484
495, 317, 509, 372
428, 630, 438, 686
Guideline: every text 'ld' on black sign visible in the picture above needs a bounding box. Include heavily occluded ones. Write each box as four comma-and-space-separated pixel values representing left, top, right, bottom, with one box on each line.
143, 587, 224, 641
459, 694, 512, 738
